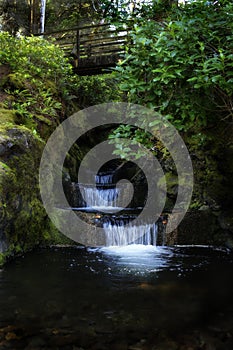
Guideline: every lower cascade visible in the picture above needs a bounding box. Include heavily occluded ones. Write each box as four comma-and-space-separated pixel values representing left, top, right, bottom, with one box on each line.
103, 219, 158, 246
72, 171, 164, 247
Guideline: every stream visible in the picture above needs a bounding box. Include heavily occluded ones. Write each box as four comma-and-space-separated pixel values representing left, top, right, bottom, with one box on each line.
0, 245, 233, 349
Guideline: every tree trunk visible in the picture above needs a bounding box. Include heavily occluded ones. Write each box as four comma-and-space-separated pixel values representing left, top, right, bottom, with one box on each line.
28, 0, 40, 34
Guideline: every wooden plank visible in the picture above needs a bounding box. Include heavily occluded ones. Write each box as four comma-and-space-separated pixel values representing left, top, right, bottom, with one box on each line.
81, 40, 126, 49
35, 23, 110, 36
39, 22, 130, 74
80, 35, 128, 45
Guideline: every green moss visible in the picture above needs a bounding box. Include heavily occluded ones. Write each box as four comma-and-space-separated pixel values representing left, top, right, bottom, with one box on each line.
8, 73, 26, 89
0, 161, 11, 172
34, 114, 53, 126
0, 253, 6, 267
0, 108, 16, 125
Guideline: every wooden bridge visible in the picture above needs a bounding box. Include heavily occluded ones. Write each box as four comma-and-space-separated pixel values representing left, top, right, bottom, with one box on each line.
42, 23, 129, 75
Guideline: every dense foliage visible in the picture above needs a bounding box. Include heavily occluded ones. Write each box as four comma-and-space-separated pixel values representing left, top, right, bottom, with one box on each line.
0, 31, 72, 134
113, 0, 233, 136
108, 0, 233, 213
0, 31, 121, 137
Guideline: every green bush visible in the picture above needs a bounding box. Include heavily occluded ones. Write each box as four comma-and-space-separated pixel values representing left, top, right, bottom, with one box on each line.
0, 32, 123, 131
114, 0, 233, 132
0, 32, 72, 82
69, 74, 123, 109
0, 32, 73, 136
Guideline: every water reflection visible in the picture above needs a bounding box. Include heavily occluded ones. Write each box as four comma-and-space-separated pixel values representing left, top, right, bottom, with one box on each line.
0, 246, 233, 349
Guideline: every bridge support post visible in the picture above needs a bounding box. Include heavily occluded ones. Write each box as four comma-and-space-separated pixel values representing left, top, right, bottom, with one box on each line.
76, 29, 80, 61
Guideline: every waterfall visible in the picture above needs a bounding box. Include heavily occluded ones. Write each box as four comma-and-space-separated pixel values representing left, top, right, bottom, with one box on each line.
74, 171, 160, 246
78, 184, 119, 208
95, 173, 113, 185
103, 218, 158, 246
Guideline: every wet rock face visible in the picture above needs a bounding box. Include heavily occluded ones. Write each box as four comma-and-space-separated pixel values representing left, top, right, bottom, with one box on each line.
166, 210, 231, 247
161, 122, 233, 247
0, 127, 31, 159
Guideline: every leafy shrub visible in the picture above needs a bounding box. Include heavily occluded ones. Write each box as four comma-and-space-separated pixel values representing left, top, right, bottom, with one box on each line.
114, 0, 233, 132
0, 32, 74, 135
69, 74, 123, 109
0, 32, 72, 81
0, 32, 122, 131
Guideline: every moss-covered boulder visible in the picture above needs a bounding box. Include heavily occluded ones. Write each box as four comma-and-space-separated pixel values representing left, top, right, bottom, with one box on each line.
0, 118, 69, 266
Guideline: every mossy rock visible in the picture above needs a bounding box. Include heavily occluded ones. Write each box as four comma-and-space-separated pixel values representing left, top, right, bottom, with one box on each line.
0, 124, 71, 266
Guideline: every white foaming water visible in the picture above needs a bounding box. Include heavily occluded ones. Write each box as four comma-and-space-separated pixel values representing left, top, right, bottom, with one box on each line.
79, 184, 119, 207
103, 220, 158, 246
94, 245, 173, 274
101, 244, 158, 254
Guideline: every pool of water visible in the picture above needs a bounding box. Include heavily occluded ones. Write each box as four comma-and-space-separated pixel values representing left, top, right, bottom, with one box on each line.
0, 245, 233, 349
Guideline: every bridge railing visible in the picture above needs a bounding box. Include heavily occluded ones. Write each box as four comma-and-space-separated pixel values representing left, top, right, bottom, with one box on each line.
41, 23, 129, 60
